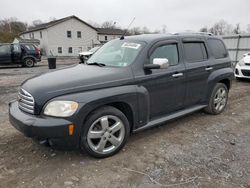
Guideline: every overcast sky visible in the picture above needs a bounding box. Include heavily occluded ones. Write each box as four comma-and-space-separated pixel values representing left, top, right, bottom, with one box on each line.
1, 0, 249, 32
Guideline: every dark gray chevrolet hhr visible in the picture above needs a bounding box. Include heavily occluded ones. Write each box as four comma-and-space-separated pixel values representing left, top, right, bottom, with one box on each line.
9, 33, 234, 158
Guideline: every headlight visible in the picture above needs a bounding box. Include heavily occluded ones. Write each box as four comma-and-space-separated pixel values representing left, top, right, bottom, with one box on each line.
44, 101, 78, 117
238, 59, 245, 66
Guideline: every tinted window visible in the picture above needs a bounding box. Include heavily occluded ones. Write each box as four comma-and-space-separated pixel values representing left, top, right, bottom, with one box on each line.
150, 44, 179, 66
0, 45, 11, 54
183, 42, 208, 63
208, 39, 227, 59
23, 44, 35, 50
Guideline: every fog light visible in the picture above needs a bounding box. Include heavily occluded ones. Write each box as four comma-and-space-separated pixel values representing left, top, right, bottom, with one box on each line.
68, 124, 75, 136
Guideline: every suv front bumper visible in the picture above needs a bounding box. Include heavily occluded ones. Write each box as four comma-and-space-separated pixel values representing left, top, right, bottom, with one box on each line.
9, 101, 79, 148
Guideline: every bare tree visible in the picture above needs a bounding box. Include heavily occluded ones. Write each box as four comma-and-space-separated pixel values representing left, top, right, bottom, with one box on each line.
199, 26, 208, 33
233, 23, 241, 34
32, 20, 43, 27
101, 21, 116, 29
247, 24, 250, 33
129, 27, 142, 35
208, 20, 233, 35
142, 26, 150, 34
87, 20, 100, 28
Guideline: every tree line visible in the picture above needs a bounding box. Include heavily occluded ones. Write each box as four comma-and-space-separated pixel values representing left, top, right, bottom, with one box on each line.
0, 17, 250, 43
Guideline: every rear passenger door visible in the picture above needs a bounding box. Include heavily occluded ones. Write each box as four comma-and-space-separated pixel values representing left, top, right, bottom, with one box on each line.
0, 44, 12, 64
182, 38, 210, 107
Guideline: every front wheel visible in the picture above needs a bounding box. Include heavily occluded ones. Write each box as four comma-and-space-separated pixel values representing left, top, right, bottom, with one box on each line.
204, 83, 229, 115
80, 106, 130, 158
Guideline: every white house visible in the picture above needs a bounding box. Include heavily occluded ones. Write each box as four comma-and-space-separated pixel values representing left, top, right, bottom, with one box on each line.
96, 28, 124, 44
19, 16, 124, 57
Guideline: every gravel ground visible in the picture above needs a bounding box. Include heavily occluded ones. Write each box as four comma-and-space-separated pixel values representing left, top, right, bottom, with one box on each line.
0, 60, 250, 188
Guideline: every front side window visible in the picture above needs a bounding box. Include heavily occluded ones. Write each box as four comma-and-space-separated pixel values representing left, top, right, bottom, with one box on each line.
207, 39, 228, 59
67, 31, 71, 38
68, 47, 72, 53
183, 42, 208, 63
87, 40, 145, 67
150, 44, 179, 66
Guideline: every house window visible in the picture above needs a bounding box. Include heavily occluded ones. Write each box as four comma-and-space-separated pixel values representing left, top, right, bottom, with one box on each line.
40, 31, 42, 39
58, 47, 62, 54
105, 36, 108, 41
67, 31, 71, 38
29, 33, 31, 38
68, 47, 73, 53
77, 31, 81, 38
32, 33, 34, 39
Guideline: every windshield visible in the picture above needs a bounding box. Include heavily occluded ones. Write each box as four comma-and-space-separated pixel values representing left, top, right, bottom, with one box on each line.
87, 40, 144, 67
89, 47, 100, 53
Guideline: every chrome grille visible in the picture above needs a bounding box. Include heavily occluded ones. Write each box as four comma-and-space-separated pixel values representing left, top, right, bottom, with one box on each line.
18, 88, 34, 114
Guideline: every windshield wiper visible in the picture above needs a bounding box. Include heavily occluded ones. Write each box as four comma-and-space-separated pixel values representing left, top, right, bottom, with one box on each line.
87, 62, 106, 67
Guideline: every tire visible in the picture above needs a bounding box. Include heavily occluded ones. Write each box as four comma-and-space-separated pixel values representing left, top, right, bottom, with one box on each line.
80, 106, 130, 158
23, 58, 35, 67
204, 83, 229, 115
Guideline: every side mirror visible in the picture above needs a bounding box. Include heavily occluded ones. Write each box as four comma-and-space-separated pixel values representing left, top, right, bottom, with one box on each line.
144, 58, 169, 70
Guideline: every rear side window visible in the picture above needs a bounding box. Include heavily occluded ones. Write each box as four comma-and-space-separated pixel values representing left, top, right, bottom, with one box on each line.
208, 39, 228, 59
150, 44, 179, 66
23, 44, 35, 50
183, 42, 208, 63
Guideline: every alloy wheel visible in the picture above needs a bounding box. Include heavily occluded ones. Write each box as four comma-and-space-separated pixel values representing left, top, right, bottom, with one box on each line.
87, 115, 125, 155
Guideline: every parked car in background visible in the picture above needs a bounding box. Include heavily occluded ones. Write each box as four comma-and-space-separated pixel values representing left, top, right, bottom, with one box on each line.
235, 52, 250, 79
79, 46, 100, 63
0, 43, 41, 67
9, 33, 234, 158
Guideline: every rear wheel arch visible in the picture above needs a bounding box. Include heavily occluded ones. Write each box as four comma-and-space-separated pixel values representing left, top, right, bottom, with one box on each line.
218, 78, 231, 90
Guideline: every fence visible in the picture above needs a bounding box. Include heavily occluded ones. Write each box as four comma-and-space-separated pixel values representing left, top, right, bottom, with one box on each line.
222, 34, 250, 65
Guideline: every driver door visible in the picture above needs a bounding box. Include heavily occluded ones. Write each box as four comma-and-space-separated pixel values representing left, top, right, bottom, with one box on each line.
139, 40, 186, 120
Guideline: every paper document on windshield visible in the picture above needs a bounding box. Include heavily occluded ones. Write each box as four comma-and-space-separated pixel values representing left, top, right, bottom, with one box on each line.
121, 42, 141, 49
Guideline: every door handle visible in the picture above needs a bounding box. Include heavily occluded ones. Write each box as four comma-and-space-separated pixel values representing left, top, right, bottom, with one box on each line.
205, 67, 213, 71
172, 72, 183, 78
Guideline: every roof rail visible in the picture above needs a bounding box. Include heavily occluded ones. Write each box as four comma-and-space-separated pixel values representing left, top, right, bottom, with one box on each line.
174, 32, 213, 36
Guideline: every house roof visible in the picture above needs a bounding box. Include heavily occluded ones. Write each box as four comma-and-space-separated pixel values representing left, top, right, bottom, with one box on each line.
20, 15, 96, 34
96, 28, 124, 35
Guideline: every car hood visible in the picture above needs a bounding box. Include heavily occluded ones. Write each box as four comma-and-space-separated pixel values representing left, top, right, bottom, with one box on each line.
22, 64, 134, 108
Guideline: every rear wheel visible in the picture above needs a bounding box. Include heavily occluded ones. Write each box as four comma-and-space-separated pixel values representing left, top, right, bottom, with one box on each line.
204, 83, 228, 115
80, 106, 130, 158
23, 58, 35, 67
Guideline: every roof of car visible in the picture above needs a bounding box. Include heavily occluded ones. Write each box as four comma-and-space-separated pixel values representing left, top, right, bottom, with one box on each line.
123, 33, 217, 43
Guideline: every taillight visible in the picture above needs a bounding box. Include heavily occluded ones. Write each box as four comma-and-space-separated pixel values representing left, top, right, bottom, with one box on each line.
35, 48, 41, 55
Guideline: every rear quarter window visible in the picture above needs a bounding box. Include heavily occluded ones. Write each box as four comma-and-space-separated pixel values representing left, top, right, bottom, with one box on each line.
207, 39, 228, 59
